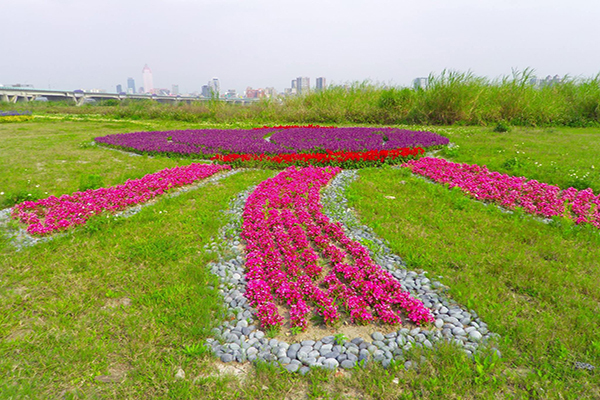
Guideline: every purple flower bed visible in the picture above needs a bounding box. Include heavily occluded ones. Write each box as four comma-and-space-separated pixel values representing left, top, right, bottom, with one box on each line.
269, 127, 449, 153
0, 110, 32, 117
94, 127, 448, 157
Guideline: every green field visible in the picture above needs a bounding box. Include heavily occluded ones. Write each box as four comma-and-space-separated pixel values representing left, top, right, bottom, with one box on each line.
1, 117, 599, 399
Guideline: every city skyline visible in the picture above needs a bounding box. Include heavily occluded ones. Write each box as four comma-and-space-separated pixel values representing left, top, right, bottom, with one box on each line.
2, 1, 599, 95
106, 67, 330, 98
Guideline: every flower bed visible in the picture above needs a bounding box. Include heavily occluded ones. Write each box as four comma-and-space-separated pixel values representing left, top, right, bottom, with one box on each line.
11, 164, 231, 236
269, 127, 447, 153
242, 166, 434, 331
211, 147, 424, 168
94, 126, 448, 158
252, 124, 337, 130
0, 110, 33, 123
406, 157, 600, 228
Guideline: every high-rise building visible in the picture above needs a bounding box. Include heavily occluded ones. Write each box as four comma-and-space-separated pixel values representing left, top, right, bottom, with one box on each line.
208, 77, 220, 98
296, 77, 310, 95
291, 80, 297, 89
116, 84, 123, 93
315, 77, 326, 91
201, 85, 211, 98
142, 64, 154, 94
172, 85, 179, 95
413, 77, 428, 90
127, 77, 136, 94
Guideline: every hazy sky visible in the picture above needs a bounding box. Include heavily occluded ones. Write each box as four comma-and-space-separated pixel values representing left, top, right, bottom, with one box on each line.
2, 0, 599, 94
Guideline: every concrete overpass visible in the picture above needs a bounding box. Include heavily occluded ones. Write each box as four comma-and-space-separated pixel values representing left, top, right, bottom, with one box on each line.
0, 87, 258, 106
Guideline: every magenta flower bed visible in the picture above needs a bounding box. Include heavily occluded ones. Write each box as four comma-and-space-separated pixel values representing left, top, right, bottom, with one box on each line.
406, 157, 600, 228
241, 166, 434, 331
11, 163, 231, 236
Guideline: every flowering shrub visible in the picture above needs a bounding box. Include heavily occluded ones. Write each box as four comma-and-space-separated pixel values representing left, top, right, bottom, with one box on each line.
406, 157, 600, 228
242, 166, 434, 330
11, 164, 231, 236
211, 147, 424, 168
94, 127, 448, 158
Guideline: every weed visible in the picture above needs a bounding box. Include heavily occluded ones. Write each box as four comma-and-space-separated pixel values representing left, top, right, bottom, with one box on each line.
180, 343, 211, 358
78, 173, 104, 191
290, 326, 302, 336
334, 333, 348, 345
493, 122, 511, 132
265, 325, 280, 338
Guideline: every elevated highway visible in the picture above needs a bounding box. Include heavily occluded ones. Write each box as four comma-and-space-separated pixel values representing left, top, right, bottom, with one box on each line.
0, 87, 258, 106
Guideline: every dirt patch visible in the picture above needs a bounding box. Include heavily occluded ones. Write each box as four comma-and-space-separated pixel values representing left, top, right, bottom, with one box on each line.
102, 297, 132, 309
195, 361, 252, 383
95, 363, 129, 383
4, 328, 34, 342
277, 312, 418, 343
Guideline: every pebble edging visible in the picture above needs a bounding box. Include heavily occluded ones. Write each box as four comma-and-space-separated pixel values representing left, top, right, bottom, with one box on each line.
205, 169, 501, 374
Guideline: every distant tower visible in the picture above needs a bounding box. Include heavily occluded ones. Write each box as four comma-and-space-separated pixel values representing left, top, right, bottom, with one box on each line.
413, 77, 429, 90
316, 77, 326, 91
142, 64, 154, 94
296, 77, 310, 95
116, 84, 123, 93
127, 77, 136, 94
208, 77, 220, 98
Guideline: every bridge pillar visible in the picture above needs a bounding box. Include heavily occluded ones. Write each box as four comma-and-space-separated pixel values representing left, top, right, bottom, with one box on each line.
1, 93, 8, 103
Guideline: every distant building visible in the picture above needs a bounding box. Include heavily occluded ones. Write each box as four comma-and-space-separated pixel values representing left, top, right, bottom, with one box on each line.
142, 64, 154, 94
413, 77, 429, 90
201, 85, 211, 98
296, 77, 310, 95
264, 87, 277, 98
208, 77, 220, 98
315, 77, 326, 91
291, 80, 297, 89
127, 77, 136, 94
116, 84, 123, 93
172, 85, 179, 95
4, 83, 34, 88
528, 75, 563, 88
245, 87, 263, 98
226, 89, 237, 98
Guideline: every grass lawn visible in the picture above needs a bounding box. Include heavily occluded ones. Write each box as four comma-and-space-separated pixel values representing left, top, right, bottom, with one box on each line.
0, 118, 599, 399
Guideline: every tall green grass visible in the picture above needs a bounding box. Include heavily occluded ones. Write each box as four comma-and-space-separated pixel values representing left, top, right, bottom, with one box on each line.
3, 69, 599, 127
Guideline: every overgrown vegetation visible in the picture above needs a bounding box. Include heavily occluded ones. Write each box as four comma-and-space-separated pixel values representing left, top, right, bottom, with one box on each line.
2, 69, 600, 127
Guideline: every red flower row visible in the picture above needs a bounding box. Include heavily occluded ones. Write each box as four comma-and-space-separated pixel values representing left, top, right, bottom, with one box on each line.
211, 147, 425, 167
252, 124, 337, 130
